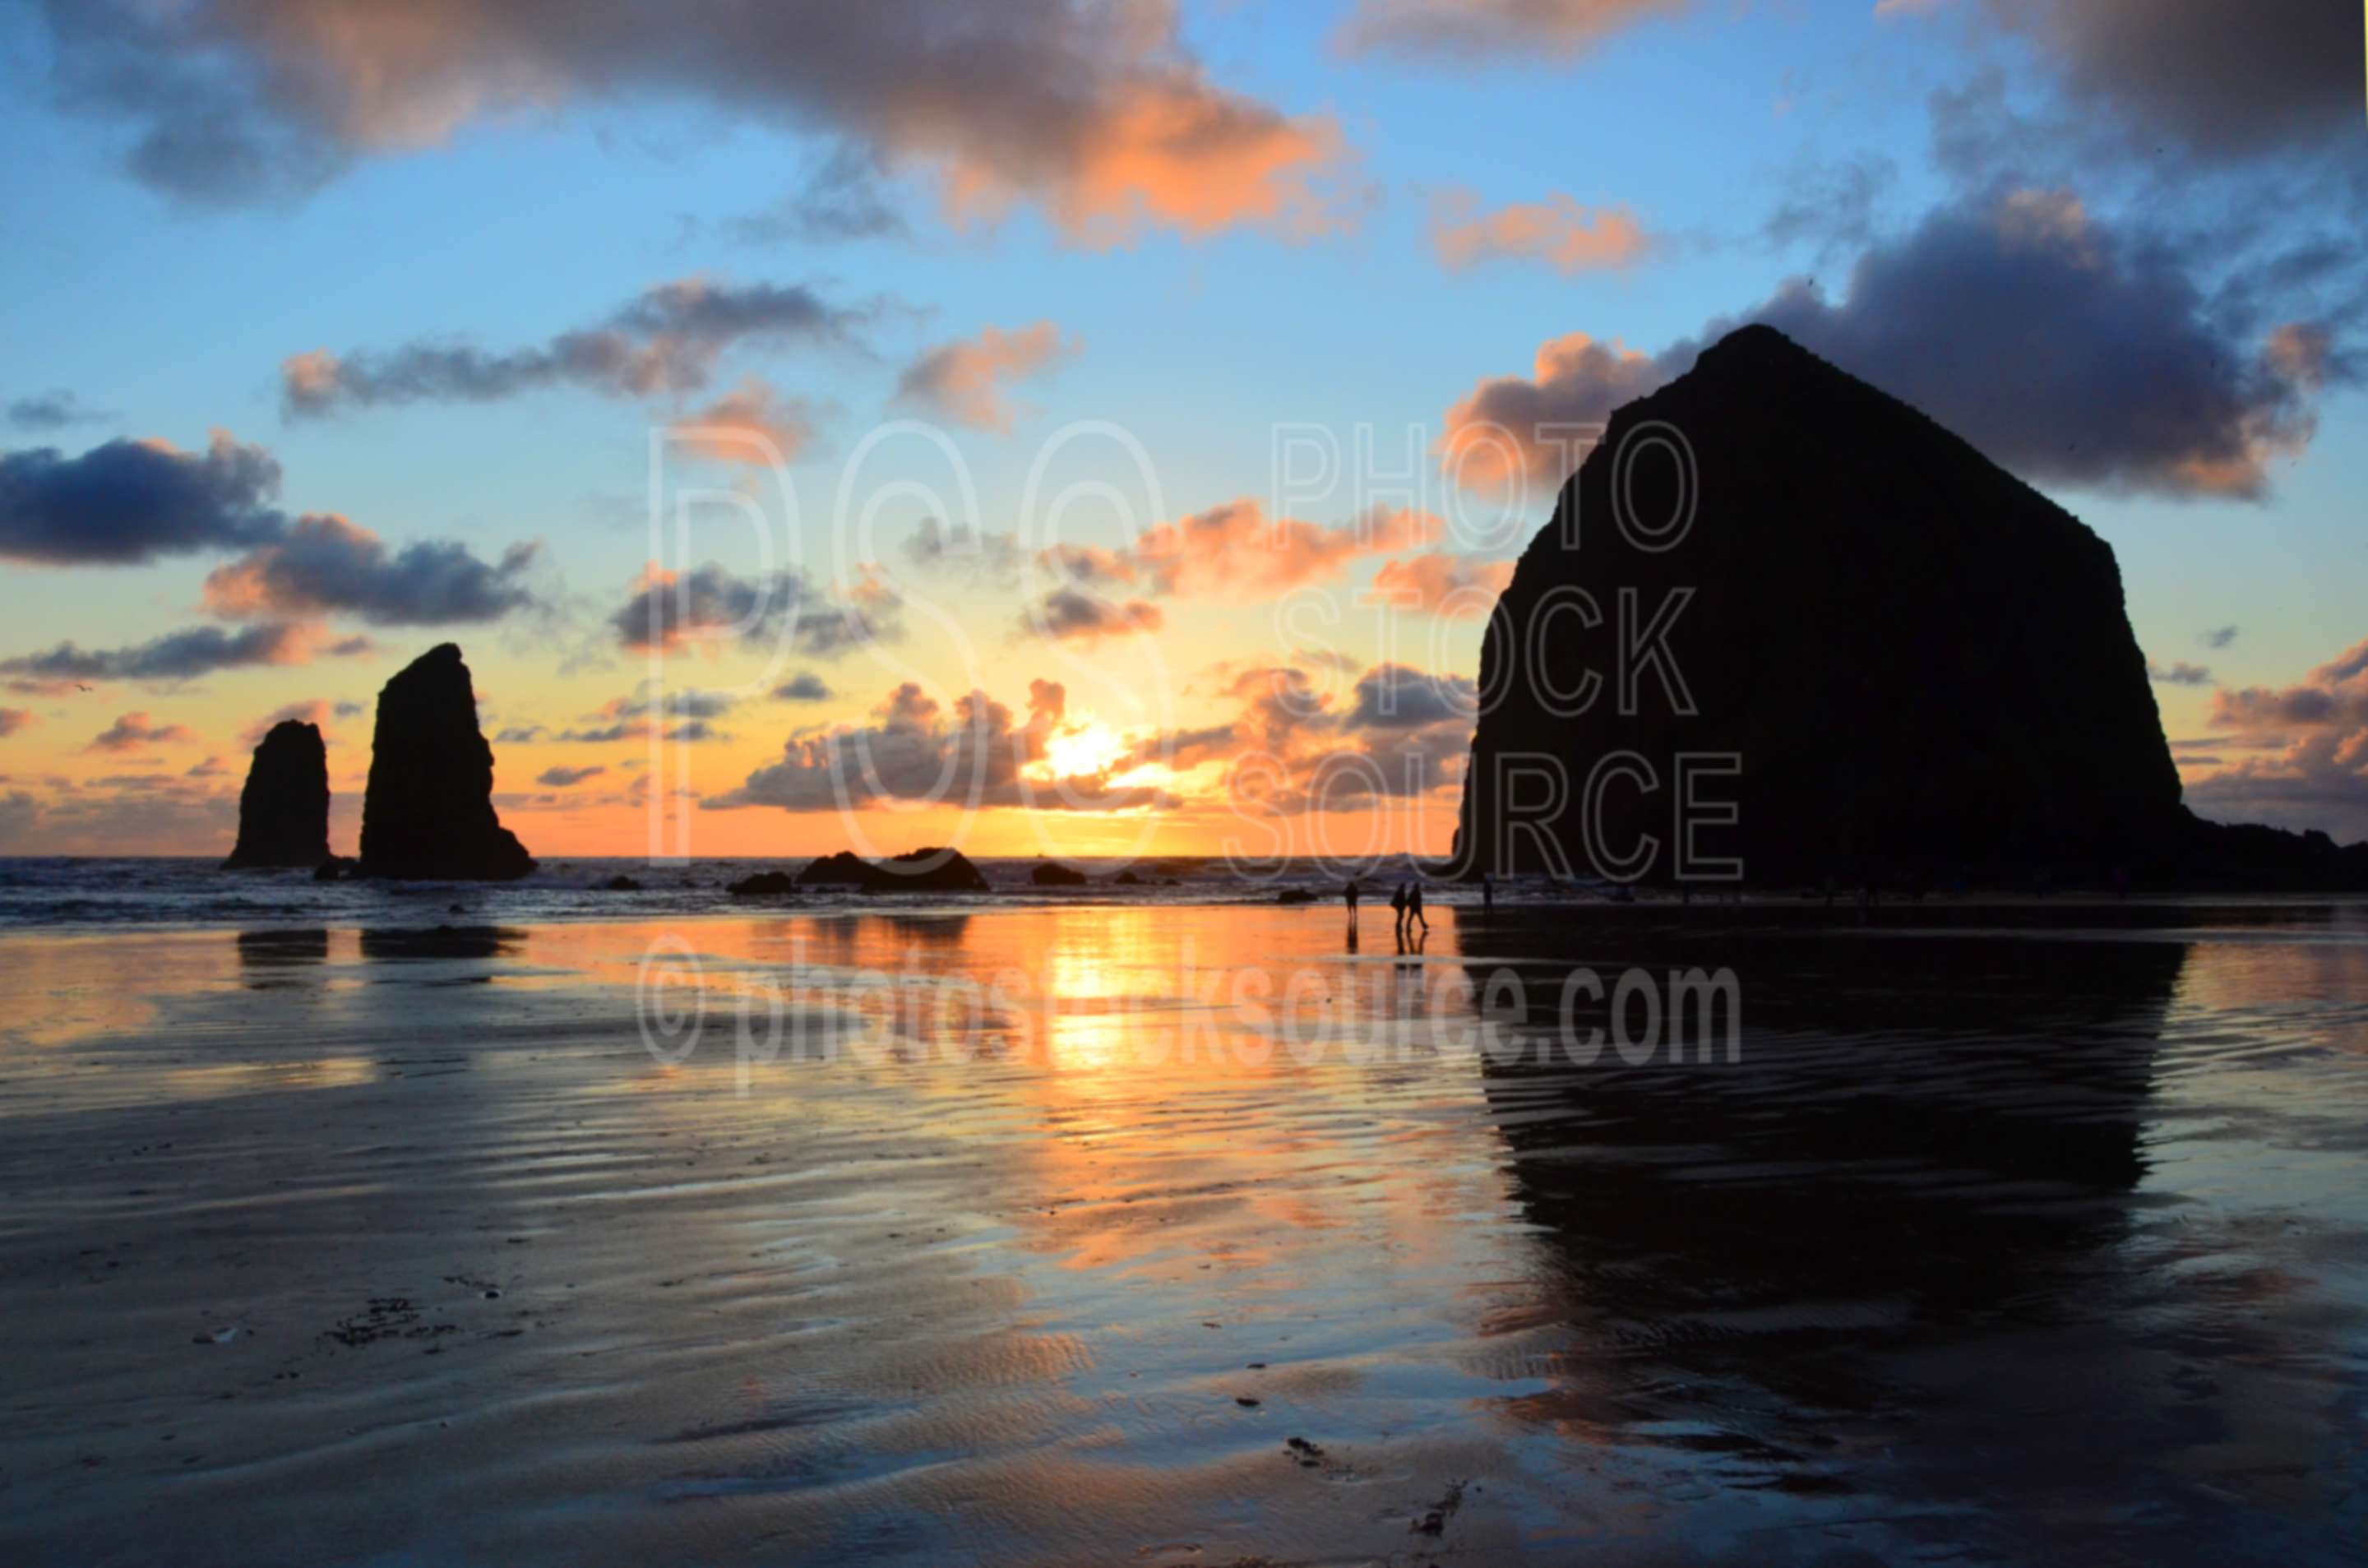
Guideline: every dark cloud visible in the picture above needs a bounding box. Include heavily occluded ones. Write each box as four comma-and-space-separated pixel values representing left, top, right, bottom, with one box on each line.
1446, 187, 2345, 499
1020, 586, 1164, 644
35, 0, 1346, 243
902, 518, 1026, 587
0, 432, 284, 564
536, 765, 607, 788
284, 278, 876, 418
710, 678, 1171, 814
773, 672, 833, 703
7, 390, 111, 432
2148, 661, 2213, 686
203, 514, 539, 625
609, 562, 900, 658
2204, 625, 2241, 649
1971, 0, 2359, 160
0, 622, 341, 686
87, 710, 198, 752
1344, 664, 1479, 729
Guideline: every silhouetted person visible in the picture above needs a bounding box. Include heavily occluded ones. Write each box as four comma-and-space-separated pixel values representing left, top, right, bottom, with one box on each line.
1344, 878, 1360, 917
1390, 881, 1408, 939
1482, 872, 1494, 913
1407, 881, 1429, 936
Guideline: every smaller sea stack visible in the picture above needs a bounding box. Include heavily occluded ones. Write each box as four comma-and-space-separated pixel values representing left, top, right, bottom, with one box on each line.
221, 719, 331, 870
357, 644, 534, 881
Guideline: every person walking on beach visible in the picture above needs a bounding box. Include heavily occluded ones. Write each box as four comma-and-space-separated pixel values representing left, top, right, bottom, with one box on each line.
1406, 881, 1429, 937
1390, 881, 1408, 940
1344, 878, 1360, 917
1482, 872, 1494, 914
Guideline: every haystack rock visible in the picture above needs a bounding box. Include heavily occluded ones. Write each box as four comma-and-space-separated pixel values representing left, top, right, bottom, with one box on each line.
221, 719, 331, 870
798, 848, 990, 893
358, 644, 534, 881
1455, 325, 2186, 887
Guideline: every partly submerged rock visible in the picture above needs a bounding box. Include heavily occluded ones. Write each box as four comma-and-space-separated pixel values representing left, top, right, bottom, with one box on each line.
797, 847, 991, 893
726, 871, 799, 898
313, 855, 356, 881
356, 644, 534, 881
1029, 861, 1088, 887
221, 720, 331, 870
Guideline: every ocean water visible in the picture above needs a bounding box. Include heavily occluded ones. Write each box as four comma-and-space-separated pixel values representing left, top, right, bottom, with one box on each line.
0, 854, 1445, 931
2, 893, 2366, 1564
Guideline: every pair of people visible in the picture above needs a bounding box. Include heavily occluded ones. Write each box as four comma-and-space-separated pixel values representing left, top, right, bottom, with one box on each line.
1341, 878, 1427, 939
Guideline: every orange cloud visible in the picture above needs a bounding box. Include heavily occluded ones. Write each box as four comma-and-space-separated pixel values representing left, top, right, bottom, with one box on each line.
1437, 331, 1666, 494
671, 378, 819, 465
1368, 553, 1515, 616
896, 322, 1080, 433
1339, 0, 1691, 58
1430, 189, 1651, 273
1129, 501, 1441, 596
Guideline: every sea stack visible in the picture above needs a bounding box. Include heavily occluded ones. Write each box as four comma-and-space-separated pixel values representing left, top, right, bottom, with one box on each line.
357, 644, 534, 881
220, 720, 331, 870
1455, 325, 2184, 886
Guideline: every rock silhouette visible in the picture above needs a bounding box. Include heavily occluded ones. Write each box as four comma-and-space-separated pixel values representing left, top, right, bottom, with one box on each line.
726, 870, 799, 898
1029, 861, 1087, 887
221, 720, 331, 870
357, 644, 534, 881
1456, 324, 2237, 886
798, 848, 990, 893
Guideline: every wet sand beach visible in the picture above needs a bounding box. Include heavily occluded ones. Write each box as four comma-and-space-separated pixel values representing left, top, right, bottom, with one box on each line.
3, 901, 2366, 1565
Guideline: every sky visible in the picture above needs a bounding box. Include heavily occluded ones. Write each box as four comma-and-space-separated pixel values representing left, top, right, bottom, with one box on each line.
0, 0, 2362, 862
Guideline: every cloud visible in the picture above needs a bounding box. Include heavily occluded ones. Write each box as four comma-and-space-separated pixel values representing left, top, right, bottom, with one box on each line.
39, 1, 1349, 243
709, 678, 1171, 813
186, 755, 225, 778
536, 765, 607, 788
2185, 637, 2368, 840
87, 711, 198, 752
1125, 659, 1475, 812
773, 672, 834, 702
1367, 553, 1515, 617
1337, 0, 1691, 58
2149, 661, 2213, 686
282, 277, 876, 418
668, 379, 821, 465
895, 322, 1080, 433
1129, 500, 1440, 596
1441, 187, 2346, 498
0, 622, 349, 687
1963, 0, 2360, 160
1439, 333, 1667, 493
7, 390, 111, 432
201, 513, 539, 625
902, 518, 1027, 586
2204, 625, 2241, 650
1429, 189, 1650, 273
1019, 585, 1165, 644
607, 562, 900, 658
0, 431, 285, 564
728, 146, 910, 245
0, 709, 35, 738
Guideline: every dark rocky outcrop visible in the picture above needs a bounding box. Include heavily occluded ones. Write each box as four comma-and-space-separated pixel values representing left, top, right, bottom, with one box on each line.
598, 875, 643, 891
222, 720, 331, 870
797, 847, 991, 893
1029, 861, 1087, 887
314, 855, 356, 881
1453, 325, 2368, 888
357, 644, 534, 881
1113, 870, 1143, 886
727, 871, 799, 898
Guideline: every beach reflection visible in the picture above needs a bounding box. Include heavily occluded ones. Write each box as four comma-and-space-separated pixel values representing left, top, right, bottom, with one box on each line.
1, 904, 2366, 1565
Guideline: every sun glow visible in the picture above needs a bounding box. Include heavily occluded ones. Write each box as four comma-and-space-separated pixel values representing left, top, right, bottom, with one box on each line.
1040, 719, 1131, 779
